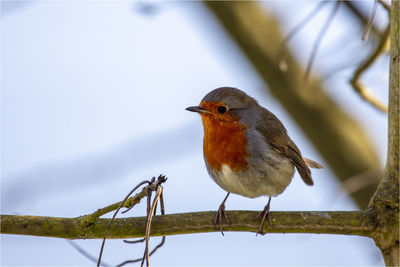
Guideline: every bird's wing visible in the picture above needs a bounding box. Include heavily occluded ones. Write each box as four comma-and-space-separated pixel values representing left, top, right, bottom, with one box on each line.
255, 109, 314, 186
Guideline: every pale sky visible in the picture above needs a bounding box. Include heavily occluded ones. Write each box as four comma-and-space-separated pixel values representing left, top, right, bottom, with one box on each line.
1, 1, 388, 266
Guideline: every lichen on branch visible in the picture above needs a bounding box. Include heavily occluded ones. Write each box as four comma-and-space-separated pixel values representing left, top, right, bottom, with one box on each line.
1, 210, 376, 240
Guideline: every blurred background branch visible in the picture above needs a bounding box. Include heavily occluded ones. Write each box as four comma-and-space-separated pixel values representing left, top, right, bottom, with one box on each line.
343, 1, 382, 37
205, 1, 382, 209
350, 25, 389, 112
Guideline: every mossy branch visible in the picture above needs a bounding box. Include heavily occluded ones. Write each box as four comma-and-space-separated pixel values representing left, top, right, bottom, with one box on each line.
0, 210, 376, 239
80, 186, 148, 227
368, 1, 400, 265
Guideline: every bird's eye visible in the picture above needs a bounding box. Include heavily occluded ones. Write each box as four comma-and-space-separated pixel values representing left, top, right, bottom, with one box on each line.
217, 106, 227, 114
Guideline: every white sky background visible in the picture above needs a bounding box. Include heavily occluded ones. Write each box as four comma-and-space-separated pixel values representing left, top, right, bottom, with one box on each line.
1, 1, 388, 266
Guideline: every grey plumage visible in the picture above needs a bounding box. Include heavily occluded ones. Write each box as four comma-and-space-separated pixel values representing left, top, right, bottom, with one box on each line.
200, 87, 321, 197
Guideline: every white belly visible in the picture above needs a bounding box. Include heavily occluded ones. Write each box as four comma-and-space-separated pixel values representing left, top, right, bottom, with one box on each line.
211, 160, 294, 198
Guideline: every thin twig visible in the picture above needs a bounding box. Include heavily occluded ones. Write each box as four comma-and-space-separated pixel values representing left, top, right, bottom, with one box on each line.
378, 0, 390, 12
81, 186, 148, 224
304, 1, 341, 80
278, 1, 326, 71
343, 1, 381, 37
117, 189, 166, 267
160, 191, 165, 215
322, 59, 361, 81
72, 176, 167, 267
67, 240, 110, 267
351, 25, 389, 113
123, 238, 145, 244
362, 0, 378, 41
140, 188, 151, 265
148, 236, 166, 257
341, 169, 381, 194
143, 186, 163, 267
96, 175, 167, 267
117, 237, 166, 267
97, 180, 151, 267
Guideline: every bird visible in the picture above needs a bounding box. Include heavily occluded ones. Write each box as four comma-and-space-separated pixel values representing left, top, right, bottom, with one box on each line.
186, 87, 322, 234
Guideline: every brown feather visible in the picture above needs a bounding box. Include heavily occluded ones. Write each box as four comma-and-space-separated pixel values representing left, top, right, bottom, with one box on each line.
256, 108, 315, 186
287, 141, 314, 185
303, 158, 323, 169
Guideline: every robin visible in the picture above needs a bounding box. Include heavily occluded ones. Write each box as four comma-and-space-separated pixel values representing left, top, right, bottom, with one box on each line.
186, 87, 322, 234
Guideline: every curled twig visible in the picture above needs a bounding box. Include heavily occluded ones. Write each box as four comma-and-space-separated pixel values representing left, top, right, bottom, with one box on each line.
96, 180, 151, 267
118, 181, 166, 267
97, 175, 167, 267
117, 237, 166, 267
350, 25, 389, 112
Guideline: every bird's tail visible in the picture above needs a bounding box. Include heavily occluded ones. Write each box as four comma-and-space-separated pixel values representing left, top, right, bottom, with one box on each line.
303, 158, 323, 169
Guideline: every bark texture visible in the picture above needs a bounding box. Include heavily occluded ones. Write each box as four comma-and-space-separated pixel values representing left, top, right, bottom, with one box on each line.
0, 210, 375, 239
369, 1, 399, 265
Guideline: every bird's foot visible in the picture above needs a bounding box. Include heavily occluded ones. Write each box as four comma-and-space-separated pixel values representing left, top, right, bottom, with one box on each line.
256, 197, 272, 235
213, 203, 230, 236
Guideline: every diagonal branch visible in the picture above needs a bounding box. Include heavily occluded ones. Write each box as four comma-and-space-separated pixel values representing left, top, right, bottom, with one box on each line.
81, 182, 149, 228
343, 1, 382, 37
351, 26, 389, 113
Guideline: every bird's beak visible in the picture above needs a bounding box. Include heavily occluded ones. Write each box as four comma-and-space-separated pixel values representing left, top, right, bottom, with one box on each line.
185, 106, 208, 114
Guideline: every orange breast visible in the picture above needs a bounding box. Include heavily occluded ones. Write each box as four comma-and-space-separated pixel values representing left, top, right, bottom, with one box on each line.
201, 115, 248, 171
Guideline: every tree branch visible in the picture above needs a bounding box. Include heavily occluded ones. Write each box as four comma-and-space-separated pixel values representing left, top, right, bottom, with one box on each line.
342, 1, 382, 37
0, 210, 376, 239
80, 185, 148, 227
350, 26, 389, 113
369, 1, 400, 265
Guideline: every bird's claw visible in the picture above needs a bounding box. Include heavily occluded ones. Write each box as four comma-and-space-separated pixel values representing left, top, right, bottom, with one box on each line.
213, 203, 230, 236
256, 209, 272, 234
257, 198, 272, 235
